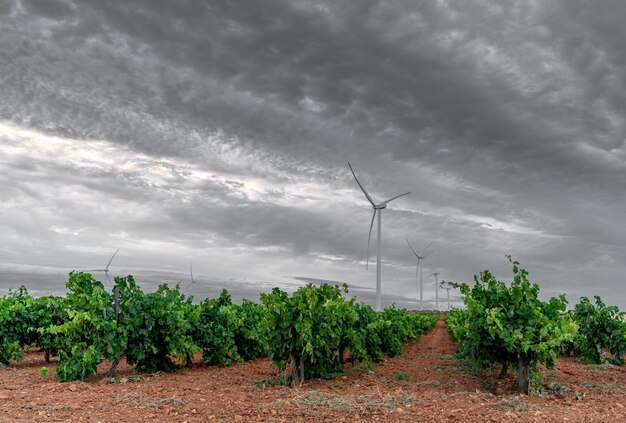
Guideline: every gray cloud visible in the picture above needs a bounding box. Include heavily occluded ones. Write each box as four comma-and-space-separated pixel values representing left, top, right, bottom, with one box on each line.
21, 0, 75, 20
1, 0, 625, 308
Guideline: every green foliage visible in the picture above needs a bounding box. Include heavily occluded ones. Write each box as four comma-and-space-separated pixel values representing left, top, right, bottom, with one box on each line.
32, 295, 67, 360
0, 286, 32, 364
0, 287, 65, 364
261, 284, 353, 381
47, 272, 111, 380
47, 272, 198, 380
447, 257, 577, 395
116, 277, 197, 373
261, 283, 437, 385
1, 274, 435, 386
184, 289, 268, 367
196, 296, 241, 366
573, 296, 626, 365
55, 343, 101, 381
235, 299, 269, 360
353, 303, 386, 362
379, 307, 437, 356
444, 309, 467, 343
0, 274, 268, 380
354, 305, 437, 363
65, 272, 112, 317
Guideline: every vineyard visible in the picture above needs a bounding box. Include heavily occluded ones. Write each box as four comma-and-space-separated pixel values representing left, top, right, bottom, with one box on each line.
1, 262, 626, 421
444, 257, 626, 395
0, 272, 437, 383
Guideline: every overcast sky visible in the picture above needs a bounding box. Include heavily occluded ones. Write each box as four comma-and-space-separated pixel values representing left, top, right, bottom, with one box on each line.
1, 0, 625, 309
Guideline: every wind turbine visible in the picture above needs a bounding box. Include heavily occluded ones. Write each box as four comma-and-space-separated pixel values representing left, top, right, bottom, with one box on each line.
430, 272, 440, 310
406, 238, 433, 310
440, 280, 453, 310
85, 249, 119, 287
187, 263, 197, 288
348, 161, 411, 312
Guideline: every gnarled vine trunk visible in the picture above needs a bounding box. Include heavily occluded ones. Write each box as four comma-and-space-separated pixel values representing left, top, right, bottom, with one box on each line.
517, 356, 530, 395
106, 346, 127, 378
289, 353, 304, 387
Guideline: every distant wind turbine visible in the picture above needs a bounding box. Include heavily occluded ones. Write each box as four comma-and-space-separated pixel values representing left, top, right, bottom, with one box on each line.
440, 280, 453, 310
406, 238, 433, 310
430, 272, 440, 310
187, 263, 197, 288
348, 161, 411, 312
85, 249, 119, 287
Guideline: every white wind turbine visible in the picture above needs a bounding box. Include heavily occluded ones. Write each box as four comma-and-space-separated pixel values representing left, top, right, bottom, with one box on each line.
430, 272, 440, 310
85, 249, 119, 287
406, 238, 433, 310
348, 161, 411, 312
440, 280, 453, 310
187, 263, 197, 288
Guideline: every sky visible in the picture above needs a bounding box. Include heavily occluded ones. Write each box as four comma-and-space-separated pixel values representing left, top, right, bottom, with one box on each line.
1, 0, 625, 309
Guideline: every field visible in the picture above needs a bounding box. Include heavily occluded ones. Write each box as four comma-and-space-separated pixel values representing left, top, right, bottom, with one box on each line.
1, 316, 625, 422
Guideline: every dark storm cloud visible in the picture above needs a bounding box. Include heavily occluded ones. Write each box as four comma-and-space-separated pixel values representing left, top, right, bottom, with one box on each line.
0, 0, 12, 15
21, 0, 75, 20
66, 0, 626, 182
1, 0, 626, 307
4, 0, 622, 197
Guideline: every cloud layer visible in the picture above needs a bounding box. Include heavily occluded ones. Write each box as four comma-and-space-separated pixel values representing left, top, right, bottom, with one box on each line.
1, 0, 625, 308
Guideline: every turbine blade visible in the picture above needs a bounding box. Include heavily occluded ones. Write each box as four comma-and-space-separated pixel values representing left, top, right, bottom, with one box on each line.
347, 161, 376, 206
421, 242, 433, 258
379, 191, 411, 206
105, 249, 119, 271
366, 209, 376, 269
405, 236, 419, 258
190, 263, 194, 283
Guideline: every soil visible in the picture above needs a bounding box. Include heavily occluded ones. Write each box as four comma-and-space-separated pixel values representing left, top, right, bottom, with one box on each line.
1, 315, 625, 422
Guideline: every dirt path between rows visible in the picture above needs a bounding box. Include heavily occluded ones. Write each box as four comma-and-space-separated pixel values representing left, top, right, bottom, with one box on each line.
1, 314, 625, 422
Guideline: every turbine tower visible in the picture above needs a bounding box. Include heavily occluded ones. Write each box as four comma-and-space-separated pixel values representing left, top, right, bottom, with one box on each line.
430, 272, 440, 310
406, 238, 432, 310
348, 161, 411, 312
440, 280, 453, 310
85, 249, 119, 287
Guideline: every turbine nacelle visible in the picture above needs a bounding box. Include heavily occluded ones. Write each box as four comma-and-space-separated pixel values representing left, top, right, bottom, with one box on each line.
406, 238, 433, 260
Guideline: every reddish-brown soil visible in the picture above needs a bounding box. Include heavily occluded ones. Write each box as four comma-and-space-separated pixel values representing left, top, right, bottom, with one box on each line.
1, 315, 625, 422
